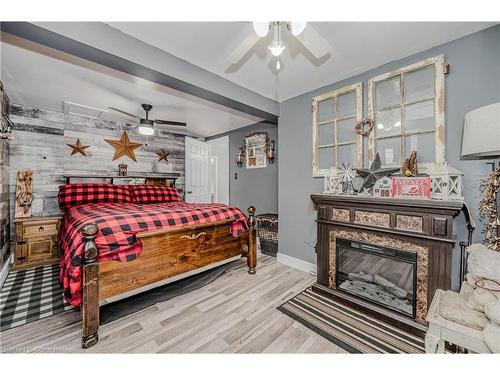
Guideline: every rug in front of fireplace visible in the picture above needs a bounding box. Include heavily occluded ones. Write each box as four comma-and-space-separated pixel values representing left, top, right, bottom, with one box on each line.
278, 287, 425, 353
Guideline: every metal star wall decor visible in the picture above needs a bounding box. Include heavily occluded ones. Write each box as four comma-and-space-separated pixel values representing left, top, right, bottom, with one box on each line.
156, 149, 169, 163
67, 138, 90, 156
105, 130, 142, 162
355, 153, 400, 192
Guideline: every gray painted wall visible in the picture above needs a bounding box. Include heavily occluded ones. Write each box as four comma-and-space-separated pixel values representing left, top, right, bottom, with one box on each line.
211, 122, 278, 215
278, 24, 500, 291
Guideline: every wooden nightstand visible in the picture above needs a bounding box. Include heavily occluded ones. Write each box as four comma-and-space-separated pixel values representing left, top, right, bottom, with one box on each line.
13, 216, 62, 270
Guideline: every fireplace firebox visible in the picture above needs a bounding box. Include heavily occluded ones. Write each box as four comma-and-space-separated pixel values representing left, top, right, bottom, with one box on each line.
336, 238, 417, 319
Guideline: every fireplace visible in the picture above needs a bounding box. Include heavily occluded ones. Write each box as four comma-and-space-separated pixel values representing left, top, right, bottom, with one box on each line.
311, 194, 463, 336
336, 238, 417, 319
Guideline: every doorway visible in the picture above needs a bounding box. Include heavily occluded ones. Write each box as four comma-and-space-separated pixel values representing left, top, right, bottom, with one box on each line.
207, 136, 229, 204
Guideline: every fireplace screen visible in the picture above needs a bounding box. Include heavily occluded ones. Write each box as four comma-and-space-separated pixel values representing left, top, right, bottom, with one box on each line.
336, 238, 417, 318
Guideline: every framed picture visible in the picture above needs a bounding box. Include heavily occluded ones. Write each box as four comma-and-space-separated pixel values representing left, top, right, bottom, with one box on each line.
245, 132, 268, 169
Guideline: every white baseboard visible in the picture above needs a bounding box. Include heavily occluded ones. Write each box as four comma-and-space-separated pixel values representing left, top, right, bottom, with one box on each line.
276, 253, 316, 274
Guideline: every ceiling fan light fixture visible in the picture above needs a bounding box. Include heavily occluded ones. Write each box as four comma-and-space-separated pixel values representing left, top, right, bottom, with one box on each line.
253, 22, 270, 37
138, 119, 155, 136
290, 21, 307, 36
269, 42, 285, 57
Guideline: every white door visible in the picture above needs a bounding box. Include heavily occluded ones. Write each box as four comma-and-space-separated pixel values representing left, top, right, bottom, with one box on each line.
185, 137, 209, 203
207, 136, 229, 204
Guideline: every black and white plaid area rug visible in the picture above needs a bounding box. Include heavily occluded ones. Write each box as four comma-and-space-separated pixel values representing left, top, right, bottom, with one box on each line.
0, 264, 75, 331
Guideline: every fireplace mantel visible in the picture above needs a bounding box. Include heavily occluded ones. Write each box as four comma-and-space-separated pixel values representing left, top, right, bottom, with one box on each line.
311, 194, 463, 210
310, 194, 463, 336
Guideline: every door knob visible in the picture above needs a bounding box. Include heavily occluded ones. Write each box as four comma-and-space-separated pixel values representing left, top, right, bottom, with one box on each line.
187, 190, 193, 194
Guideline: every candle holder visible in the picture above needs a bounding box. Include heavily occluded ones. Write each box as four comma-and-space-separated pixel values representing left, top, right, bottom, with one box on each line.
235, 147, 245, 168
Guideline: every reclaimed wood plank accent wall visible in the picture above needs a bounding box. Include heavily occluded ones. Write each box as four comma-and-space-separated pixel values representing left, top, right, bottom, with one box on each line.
0, 139, 10, 269
8, 103, 186, 220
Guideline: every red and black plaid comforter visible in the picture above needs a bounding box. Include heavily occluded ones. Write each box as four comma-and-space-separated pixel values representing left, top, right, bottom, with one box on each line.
59, 202, 248, 307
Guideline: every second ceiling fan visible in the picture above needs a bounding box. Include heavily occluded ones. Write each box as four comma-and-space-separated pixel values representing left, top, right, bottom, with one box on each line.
109, 104, 187, 136
227, 22, 331, 71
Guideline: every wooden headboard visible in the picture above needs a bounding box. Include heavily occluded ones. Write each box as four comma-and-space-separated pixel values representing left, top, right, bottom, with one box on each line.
64, 172, 181, 190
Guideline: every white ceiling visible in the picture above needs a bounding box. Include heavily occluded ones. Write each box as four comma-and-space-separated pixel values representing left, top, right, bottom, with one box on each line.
0, 36, 264, 138
108, 22, 496, 101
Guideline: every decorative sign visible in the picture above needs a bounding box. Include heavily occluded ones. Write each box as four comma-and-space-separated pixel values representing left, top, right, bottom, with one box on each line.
15, 170, 34, 218
392, 177, 431, 199
245, 132, 268, 169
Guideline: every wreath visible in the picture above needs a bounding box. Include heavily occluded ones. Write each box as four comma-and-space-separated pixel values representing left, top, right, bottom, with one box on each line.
355, 118, 375, 136
479, 166, 500, 251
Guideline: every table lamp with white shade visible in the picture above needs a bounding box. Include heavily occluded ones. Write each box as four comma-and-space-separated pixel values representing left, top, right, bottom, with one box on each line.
459, 102, 500, 280
462, 102, 500, 165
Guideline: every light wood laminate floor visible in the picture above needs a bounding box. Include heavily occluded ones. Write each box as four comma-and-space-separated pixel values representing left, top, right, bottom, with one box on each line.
0, 253, 345, 353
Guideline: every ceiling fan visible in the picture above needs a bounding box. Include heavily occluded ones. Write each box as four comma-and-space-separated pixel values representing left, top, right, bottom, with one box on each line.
227, 22, 331, 71
108, 104, 187, 136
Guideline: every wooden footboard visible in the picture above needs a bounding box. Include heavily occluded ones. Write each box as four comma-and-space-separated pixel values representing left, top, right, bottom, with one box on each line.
81, 206, 257, 348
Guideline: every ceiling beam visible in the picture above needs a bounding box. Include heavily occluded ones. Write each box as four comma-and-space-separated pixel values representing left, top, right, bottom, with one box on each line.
1, 22, 279, 125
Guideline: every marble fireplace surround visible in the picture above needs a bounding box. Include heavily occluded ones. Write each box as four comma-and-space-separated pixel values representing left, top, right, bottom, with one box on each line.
311, 194, 463, 333
329, 230, 429, 323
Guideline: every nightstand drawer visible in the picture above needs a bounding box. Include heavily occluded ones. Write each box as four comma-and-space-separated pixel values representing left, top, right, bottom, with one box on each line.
24, 221, 58, 238
27, 237, 57, 261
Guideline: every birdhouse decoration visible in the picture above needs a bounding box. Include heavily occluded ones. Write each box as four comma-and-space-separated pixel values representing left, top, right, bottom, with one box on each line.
428, 163, 464, 201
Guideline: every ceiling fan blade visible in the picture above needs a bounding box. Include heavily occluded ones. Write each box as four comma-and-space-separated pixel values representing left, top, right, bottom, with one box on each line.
293, 24, 331, 59
154, 119, 187, 127
225, 32, 260, 66
108, 107, 141, 119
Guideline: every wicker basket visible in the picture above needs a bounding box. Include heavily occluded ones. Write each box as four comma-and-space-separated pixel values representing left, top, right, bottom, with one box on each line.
255, 214, 278, 257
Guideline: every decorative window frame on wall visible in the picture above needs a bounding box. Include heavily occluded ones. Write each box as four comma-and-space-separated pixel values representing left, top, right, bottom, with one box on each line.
367, 54, 446, 171
312, 82, 363, 177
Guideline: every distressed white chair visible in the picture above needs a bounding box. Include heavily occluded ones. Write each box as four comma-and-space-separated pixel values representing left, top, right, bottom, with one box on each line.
425, 289, 492, 353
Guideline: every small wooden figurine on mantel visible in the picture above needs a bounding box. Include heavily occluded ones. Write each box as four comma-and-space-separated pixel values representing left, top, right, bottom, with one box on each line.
401, 151, 419, 177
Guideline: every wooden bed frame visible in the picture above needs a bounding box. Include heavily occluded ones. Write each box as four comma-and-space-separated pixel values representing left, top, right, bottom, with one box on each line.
79, 206, 257, 348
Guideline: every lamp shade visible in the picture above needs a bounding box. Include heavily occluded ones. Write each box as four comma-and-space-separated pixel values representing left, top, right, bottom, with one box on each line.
462, 103, 500, 157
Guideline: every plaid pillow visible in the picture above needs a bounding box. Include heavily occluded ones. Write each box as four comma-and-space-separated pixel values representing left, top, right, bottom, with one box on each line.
58, 183, 132, 210
130, 185, 183, 204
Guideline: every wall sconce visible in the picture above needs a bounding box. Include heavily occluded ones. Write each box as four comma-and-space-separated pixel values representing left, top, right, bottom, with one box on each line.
267, 140, 276, 164
235, 146, 245, 168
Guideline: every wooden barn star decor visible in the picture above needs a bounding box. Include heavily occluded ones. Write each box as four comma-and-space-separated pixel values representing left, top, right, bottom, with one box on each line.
156, 149, 169, 163
67, 138, 90, 156
105, 130, 142, 162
